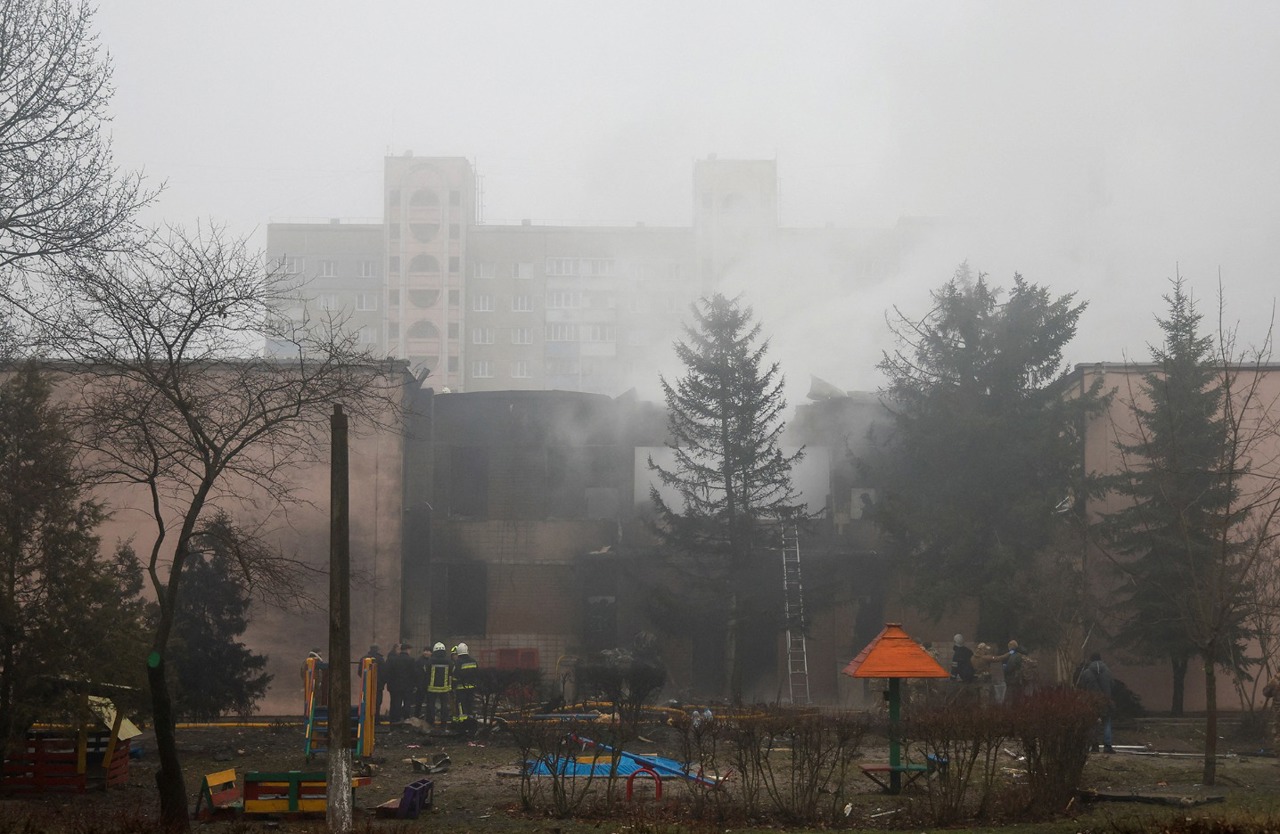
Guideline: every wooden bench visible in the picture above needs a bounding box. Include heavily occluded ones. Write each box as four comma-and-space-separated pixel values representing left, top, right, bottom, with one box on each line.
375, 778, 434, 819
859, 763, 931, 793
193, 768, 241, 818
242, 771, 371, 816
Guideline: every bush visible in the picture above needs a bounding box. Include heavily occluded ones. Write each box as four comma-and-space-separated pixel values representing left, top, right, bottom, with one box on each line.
1010, 686, 1100, 816
903, 703, 1010, 825
672, 708, 867, 825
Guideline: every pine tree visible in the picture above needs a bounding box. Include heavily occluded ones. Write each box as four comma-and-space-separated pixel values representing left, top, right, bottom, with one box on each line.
0, 364, 148, 751
648, 293, 804, 703
864, 265, 1104, 643
1101, 279, 1233, 713
164, 512, 272, 721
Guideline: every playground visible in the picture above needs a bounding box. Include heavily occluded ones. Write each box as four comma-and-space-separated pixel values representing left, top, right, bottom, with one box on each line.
3, 709, 1280, 833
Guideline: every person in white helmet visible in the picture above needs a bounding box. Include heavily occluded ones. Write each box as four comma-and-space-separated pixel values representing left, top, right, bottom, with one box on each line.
425, 642, 453, 727
452, 642, 479, 722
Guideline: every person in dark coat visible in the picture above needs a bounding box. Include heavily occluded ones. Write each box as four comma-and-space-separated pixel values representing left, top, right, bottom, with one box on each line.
384, 643, 415, 723
950, 634, 976, 683
1078, 652, 1115, 753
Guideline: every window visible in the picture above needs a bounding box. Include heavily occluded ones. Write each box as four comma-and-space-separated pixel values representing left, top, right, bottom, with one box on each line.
546, 291, 580, 309
584, 324, 616, 342
447, 356, 458, 373
472, 360, 493, 378
387, 188, 401, 207
583, 258, 614, 277
472, 261, 495, 279
472, 327, 494, 345
511, 327, 533, 345
359, 260, 374, 278
388, 289, 400, 308
546, 358, 578, 376
319, 260, 336, 278
546, 257, 577, 276
356, 293, 378, 311
317, 293, 338, 310
431, 561, 486, 635
545, 323, 577, 342
472, 294, 494, 312
449, 256, 460, 273
511, 360, 530, 378
449, 190, 460, 207
282, 256, 305, 274
448, 289, 460, 306
449, 223, 460, 239
388, 256, 400, 276
358, 326, 378, 344
512, 295, 533, 312
447, 322, 459, 339
513, 262, 533, 280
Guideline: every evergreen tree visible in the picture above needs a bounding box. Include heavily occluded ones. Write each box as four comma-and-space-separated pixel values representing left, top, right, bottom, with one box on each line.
863, 265, 1104, 642
1100, 279, 1235, 714
0, 364, 148, 752
648, 293, 804, 703
163, 512, 271, 721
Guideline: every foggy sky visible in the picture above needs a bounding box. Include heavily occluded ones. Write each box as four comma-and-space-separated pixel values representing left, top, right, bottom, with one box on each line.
94, 2, 1280, 397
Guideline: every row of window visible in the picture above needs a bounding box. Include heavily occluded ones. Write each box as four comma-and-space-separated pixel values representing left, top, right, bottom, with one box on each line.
469, 259, 680, 280
280, 257, 377, 279
471, 324, 616, 344
317, 293, 379, 312
389, 222, 461, 243
468, 359, 605, 378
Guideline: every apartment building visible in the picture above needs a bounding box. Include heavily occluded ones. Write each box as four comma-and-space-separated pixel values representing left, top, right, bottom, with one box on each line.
267, 153, 903, 395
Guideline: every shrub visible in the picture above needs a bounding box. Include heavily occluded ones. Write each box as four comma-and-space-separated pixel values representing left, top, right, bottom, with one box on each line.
903, 702, 1010, 825
1009, 685, 1100, 816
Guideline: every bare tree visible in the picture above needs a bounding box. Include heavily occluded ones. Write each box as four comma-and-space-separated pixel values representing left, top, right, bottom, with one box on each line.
48, 225, 402, 830
0, 0, 152, 282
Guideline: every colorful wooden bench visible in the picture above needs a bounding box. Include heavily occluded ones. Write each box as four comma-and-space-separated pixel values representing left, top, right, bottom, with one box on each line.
375, 778, 434, 819
241, 770, 370, 816
193, 768, 241, 818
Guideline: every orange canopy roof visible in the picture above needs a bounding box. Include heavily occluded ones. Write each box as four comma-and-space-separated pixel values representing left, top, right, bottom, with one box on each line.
841, 623, 950, 679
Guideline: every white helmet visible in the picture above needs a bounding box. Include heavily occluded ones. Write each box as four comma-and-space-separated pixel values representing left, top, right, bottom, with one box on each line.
433, 642, 445, 651
456, 642, 469, 654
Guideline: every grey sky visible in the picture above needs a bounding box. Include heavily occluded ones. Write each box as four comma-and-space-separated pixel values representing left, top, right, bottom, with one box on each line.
94, 2, 1280, 393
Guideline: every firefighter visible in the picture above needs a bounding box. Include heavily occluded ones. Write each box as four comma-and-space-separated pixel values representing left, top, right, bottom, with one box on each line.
452, 642, 479, 722
425, 642, 453, 727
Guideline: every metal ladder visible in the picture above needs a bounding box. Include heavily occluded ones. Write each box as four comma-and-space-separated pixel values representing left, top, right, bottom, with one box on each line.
781, 524, 810, 705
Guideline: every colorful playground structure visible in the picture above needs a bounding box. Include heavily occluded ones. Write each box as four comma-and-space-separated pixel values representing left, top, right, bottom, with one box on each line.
301, 655, 378, 761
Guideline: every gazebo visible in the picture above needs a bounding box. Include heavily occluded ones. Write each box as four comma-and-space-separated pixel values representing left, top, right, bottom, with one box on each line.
842, 623, 949, 793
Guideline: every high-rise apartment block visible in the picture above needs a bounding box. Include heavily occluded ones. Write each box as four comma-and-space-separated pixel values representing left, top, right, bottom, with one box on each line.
266, 153, 904, 395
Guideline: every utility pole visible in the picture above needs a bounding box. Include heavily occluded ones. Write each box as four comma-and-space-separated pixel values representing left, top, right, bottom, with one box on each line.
327, 405, 353, 831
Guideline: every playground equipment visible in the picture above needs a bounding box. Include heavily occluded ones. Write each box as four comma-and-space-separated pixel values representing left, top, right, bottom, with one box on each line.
841, 622, 949, 793
523, 733, 723, 799
1, 691, 140, 794
302, 655, 377, 760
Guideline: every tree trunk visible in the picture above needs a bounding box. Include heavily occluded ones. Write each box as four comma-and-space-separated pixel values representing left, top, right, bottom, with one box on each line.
1203, 658, 1217, 786
1171, 654, 1188, 715
148, 656, 189, 832
726, 590, 741, 705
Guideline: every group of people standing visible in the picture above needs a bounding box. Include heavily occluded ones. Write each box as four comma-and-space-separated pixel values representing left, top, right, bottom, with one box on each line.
948, 634, 1116, 753
948, 634, 1033, 703
361, 641, 479, 726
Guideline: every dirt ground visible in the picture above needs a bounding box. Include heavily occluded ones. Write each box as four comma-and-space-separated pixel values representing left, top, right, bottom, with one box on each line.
4, 713, 1280, 833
